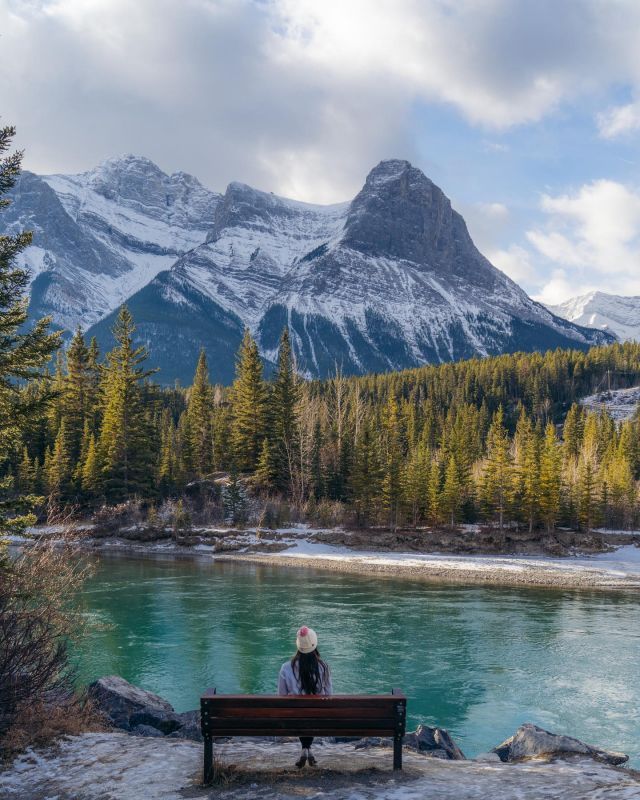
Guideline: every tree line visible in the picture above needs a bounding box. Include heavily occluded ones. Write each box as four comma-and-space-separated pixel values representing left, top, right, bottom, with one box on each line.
6, 309, 640, 532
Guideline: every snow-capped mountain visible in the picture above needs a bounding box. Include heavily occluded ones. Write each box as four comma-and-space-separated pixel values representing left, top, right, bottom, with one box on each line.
548, 291, 640, 342
4, 155, 220, 332
7, 156, 610, 384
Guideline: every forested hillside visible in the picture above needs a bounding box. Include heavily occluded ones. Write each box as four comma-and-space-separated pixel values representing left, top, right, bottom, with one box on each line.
5, 309, 640, 534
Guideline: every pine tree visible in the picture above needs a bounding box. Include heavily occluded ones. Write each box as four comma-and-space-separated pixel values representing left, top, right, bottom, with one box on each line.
223, 463, 248, 525
539, 423, 561, 532
98, 305, 157, 501
255, 437, 275, 490
269, 328, 299, 492
427, 453, 443, 525
480, 407, 512, 530
350, 416, 382, 526
441, 454, 463, 527
230, 330, 266, 472
510, 408, 533, 526
86, 337, 102, 434
0, 125, 60, 549
81, 434, 101, 497
16, 447, 35, 494
186, 349, 213, 478
63, 327, 91, 462
47, 419, 71, 501
563, 404, 584, 460
402, 443, 429, 527
381, 396, 403, 530
577, 447, 601, 533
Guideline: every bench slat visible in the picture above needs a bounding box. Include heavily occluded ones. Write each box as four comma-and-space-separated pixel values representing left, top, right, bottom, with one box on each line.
208, 727, 398, 737
205, 707, 399, 720
207, 718, 397, 730
202, 696, 402, 708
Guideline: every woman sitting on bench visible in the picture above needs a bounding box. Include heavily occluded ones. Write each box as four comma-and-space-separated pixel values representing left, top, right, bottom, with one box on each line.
278, 626, 333, 768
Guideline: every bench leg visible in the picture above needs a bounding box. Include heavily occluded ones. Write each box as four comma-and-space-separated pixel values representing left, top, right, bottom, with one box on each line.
393, 733, 402, 770
203, 735, 213, 784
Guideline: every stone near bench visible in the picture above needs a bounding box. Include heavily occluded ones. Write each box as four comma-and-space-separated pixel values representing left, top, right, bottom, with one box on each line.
404, 724, 466, 760
492, 723, 628, 766
130, 724, 165, 738
88, 675, 174, 730
129, 708, 183, 735
352, 724, 465, 761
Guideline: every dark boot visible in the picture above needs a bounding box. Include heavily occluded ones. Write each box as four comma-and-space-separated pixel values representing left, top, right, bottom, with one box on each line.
295, 749, 308, 768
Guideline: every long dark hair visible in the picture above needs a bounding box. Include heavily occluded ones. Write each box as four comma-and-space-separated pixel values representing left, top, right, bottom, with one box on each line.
291, 649, 329, 695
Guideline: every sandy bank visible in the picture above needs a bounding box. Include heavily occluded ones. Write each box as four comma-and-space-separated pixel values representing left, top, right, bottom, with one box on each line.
216, 543, 640, 590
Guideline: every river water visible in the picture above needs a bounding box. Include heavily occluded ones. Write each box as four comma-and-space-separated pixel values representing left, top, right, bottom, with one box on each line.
76, 553, 640, 765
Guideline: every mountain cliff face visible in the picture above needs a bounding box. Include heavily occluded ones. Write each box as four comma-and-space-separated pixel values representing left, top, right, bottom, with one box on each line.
7, 155, 610, 384
4, 155, 220, 332
548, 291, 640, 343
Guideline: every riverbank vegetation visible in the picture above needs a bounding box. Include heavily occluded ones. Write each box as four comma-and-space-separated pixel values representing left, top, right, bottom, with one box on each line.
6, 316, 640, 534
0, 125, 96, 757
3, 127, 640, 537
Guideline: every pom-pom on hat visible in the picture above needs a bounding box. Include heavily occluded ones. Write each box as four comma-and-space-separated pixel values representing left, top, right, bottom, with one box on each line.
296, 626, 318, 654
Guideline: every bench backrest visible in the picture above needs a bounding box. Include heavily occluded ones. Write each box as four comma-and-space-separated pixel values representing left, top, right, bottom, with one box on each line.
201, 689, 407, 738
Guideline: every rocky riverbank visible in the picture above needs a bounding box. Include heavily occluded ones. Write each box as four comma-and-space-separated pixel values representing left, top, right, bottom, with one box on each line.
19, 523, 640, 590
2, 676, 638, 800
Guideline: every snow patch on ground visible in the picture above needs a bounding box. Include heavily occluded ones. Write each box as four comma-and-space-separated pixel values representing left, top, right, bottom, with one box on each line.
2, 732, 639, 800
580, 385, 640, 421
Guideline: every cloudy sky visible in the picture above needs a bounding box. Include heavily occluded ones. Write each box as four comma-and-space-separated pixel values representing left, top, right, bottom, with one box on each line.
2, 0, 640, 305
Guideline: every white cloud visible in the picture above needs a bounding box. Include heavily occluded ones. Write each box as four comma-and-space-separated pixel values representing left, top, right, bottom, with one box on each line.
3, 1, 640, 202
526, 179, 640, 300
597, 102, 640, 138
276, 0, 640, 128
534, 270, 593, 306
489, 244, 537, 284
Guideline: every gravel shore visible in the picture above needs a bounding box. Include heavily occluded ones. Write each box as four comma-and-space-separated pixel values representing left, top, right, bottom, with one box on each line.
216, 546, 640, 591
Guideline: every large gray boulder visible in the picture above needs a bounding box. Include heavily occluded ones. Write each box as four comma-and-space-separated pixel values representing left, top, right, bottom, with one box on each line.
403, 724, 466, 760
166, 710, 204, 742
492, 723, 628, 766
129, 709, 183, 735
87, 675, 174, 730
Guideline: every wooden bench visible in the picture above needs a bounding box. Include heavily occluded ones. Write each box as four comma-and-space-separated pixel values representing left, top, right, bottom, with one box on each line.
200, 688, 407, 782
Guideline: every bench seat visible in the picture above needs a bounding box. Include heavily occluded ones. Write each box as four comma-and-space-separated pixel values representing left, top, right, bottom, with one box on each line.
200, 688, 407, 782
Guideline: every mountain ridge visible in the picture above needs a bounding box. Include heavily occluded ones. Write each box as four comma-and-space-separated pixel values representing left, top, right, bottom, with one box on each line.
548, 291, 640, 343
6, 154, 611, 383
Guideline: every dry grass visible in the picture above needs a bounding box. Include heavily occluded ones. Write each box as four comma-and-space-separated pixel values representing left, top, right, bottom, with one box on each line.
0, 695, 108, 765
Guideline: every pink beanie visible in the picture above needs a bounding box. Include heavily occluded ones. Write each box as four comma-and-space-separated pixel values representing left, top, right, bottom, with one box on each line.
296, 626, 318, 654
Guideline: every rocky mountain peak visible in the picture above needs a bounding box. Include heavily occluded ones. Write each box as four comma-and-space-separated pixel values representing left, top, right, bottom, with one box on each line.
9, 154, 611, 384
343, 158, 476, 272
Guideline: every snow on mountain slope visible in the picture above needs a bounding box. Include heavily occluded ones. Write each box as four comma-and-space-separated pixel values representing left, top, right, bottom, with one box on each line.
5, 155, 220, 331
548, 291, 640, 342
85, 159, 611, 383
5, 155, 611, 384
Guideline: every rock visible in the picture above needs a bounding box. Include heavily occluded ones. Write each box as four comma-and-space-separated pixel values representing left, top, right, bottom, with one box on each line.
403, 724, 466, 760
329, 736, 362, 743
87, 675, 174, 730
129, 724, 165, 738
129, 709, 183, 735
354, 737, 385, 749
166, 710, 203, 742
492, 723, 628, 766
474, 752, 502, 763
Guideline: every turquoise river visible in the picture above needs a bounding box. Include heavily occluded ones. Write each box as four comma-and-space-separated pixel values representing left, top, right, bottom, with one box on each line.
76, 553, 640, 766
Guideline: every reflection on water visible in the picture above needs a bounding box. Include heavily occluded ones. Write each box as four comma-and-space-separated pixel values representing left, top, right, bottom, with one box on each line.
75, 553, 640, 765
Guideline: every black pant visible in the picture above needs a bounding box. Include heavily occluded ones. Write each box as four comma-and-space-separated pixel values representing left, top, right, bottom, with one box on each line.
300, 737, 314, 749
